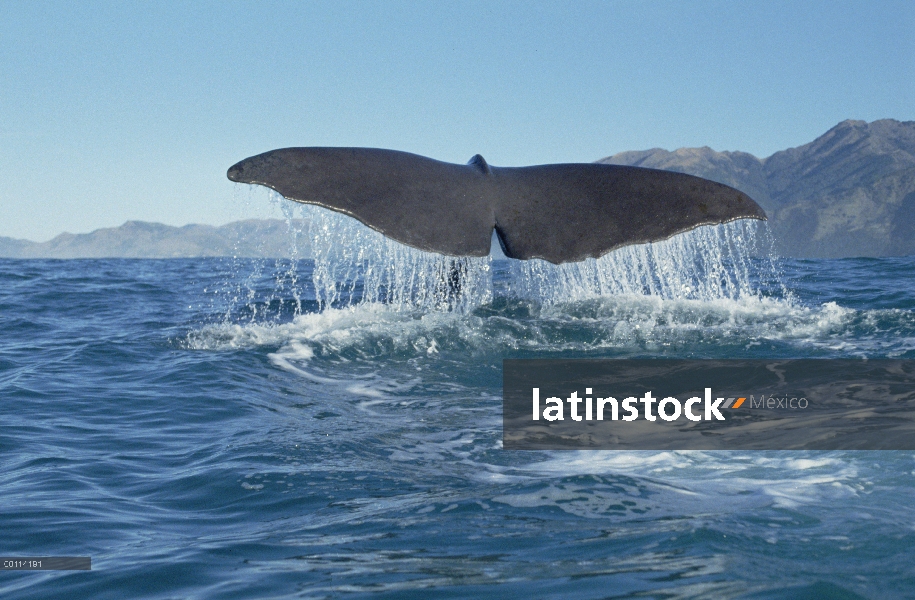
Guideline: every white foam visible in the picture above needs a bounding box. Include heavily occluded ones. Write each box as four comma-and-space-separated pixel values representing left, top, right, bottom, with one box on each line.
489, 450, 866, 517
185, 292, 891, 360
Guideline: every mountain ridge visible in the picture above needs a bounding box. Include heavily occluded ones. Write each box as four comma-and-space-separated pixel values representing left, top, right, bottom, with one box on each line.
600, 118, 915, 257
0, 219, 311, 259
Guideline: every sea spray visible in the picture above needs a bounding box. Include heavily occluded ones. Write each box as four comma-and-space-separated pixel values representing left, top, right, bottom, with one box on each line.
298, 196, 782, 309
212, 185, 315, 323
190, 195, 877, 360
227, 188, 784, 318
276, 198, 305, 314
299, 198, 493, 312
506, 220, 782, 304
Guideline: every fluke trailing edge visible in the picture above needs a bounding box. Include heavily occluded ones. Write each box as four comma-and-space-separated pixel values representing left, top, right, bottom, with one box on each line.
227, 147, 766, 264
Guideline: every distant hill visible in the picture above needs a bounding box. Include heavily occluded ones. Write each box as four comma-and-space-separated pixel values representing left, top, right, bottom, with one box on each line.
601, 119, 915, 258
4, 120, 914, 259
0, 219, 311, 259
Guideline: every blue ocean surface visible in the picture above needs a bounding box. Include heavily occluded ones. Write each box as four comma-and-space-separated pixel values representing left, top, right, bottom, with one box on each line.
2, 218, 915, 599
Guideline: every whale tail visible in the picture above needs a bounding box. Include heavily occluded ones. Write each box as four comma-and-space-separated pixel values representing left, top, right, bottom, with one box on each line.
228, 147, 766, 265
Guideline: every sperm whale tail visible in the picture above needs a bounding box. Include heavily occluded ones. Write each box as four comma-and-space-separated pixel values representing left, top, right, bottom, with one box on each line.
228, 147, 766, 265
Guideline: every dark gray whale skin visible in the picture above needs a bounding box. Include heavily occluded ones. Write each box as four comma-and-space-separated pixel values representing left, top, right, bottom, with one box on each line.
227, 147, 766, 264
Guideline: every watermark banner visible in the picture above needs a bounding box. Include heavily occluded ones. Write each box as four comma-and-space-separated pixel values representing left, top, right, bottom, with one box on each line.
503, 359, 915, 450
1, 557, 91, 570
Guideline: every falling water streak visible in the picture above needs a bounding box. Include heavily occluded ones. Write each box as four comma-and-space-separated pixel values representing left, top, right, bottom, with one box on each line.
226, 184, 269, 322
216, 185, 316, 323
288, 197, 493, 312
276, 198, 305, 315
506, 220, 782, 304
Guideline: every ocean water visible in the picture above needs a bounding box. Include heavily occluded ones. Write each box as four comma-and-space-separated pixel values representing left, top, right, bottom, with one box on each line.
2, 215, 915, 599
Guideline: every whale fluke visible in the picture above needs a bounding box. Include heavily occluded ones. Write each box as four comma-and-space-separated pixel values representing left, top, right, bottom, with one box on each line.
227, 147, 766, 264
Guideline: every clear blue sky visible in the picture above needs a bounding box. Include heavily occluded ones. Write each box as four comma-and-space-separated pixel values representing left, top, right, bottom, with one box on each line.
2, 0, 913, 241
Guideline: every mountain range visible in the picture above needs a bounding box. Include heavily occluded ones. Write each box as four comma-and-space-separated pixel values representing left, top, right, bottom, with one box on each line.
601, 118, 915, 258
0, 220, 311, 259
3, 119, 914, 259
